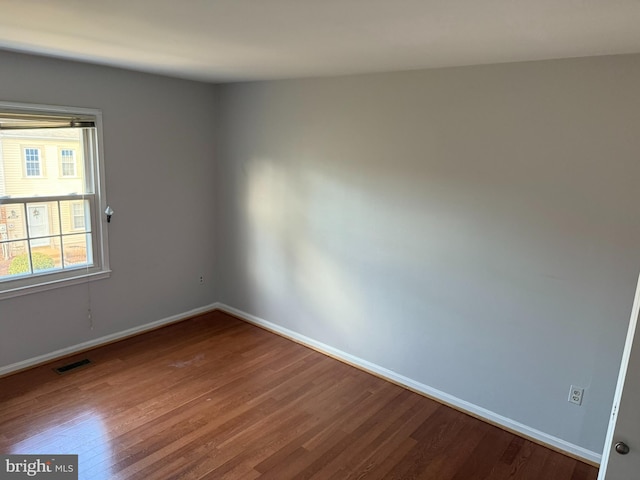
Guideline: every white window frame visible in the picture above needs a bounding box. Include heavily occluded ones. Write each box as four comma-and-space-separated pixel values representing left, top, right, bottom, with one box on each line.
0, 101, 111, 300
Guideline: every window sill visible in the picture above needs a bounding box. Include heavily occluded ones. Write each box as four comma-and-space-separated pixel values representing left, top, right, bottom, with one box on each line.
0, 269, 111, 301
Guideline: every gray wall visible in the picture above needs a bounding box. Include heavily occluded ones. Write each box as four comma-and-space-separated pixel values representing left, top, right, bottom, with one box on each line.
0, 50, 219, 366
216, 54, 640, 454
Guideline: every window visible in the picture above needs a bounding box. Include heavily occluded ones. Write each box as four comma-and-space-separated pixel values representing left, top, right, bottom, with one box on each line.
0, 102, 110, 299
61, 149, 76, 177
24, 148, 41, 177
72, 202, 85, 230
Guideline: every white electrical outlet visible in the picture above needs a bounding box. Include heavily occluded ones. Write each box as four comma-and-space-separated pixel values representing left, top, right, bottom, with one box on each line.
199, 275, 205, 284
569, 385, 584, 405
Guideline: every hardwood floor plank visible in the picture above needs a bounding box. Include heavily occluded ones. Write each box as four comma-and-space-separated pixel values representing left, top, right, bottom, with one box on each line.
499, 436, 526, 465
448, 426, 514, 480
538, 453, 579, 480
339, 400, 439, 480
0, 311, 600, 480
252, 387, 373, 473
407, 413, 488, 479
571, 461, 599, 480
325, 392, 438, 480
295, 390, 418, 480
509, 442, 552, 480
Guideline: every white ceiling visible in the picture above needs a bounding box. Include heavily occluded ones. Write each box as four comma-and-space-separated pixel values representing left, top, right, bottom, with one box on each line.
1, 0, 640, 83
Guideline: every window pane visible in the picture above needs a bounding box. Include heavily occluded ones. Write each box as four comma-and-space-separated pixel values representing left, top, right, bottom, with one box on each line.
0, 204, 28, 241
26, 201, 61, 240
63, 234, 92, 268
1, 128, 88, 198
30, 239, 62, 272
60, 200, 90, 234
0, 240, 29, 279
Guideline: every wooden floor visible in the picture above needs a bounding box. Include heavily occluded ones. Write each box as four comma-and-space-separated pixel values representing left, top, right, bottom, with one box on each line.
0, 311, 599, 480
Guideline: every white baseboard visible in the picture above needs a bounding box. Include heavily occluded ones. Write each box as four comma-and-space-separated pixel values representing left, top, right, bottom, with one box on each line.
0, 303, 219, 377
216, 303, 602, 465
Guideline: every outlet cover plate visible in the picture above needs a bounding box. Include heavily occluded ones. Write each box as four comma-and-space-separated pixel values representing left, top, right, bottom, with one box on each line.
569, 385, 584, 405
